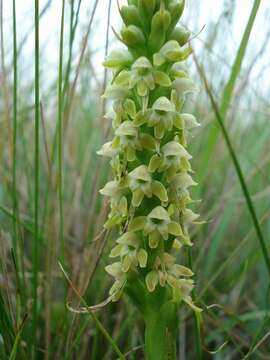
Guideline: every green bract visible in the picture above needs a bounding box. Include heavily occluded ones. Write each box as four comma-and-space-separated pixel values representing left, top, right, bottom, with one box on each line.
98, 2, 202, 357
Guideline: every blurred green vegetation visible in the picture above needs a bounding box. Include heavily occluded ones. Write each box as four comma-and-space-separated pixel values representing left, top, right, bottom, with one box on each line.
0, 0, 270, 359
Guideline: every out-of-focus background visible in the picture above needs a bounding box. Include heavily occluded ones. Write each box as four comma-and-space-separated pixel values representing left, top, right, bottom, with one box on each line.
0, 0, 270, 359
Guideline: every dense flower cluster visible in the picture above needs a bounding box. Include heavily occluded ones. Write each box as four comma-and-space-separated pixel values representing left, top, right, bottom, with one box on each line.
98, 0, 201, 312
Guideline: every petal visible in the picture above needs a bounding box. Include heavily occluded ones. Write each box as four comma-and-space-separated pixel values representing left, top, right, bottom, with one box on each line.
103, 49, 133, 68
148, 154, 162, 172
152, 97, 175, 112
137, 249, 148, 268
183, 209, 200, 224
149, 230, 160, 248
181, 234, 193, 246
114, 70, 131, 85
105, 262, 122, 278
172, 173, 197, 189
129, 165, 151, 181
132, 189, 144, 207
134, 111, 147, 127
144, 221, 154, 235
153, 71, 171, 87
103, 84, 129, 100
151, 181, 168, 202
128, 216, 146, 232
132, 56, 152, 70
148, 206, 170, 221
109, 244, 123, 258
162, 141, 191, 159
145, 271, 158, 292
171, 264, 193, 277
119, 196, 128, 215
122, 255, 132, 273
140, 133, 157, 151
99, 180, 119, 197
97, 141, 118, 158
172, 77, 197, 97
117, 232, 140, 248
153, 52, 165, 67
104, 215, 122, 229
173, 114, 184, 130
127, 147, 136, 162
172, 239, 182, 249
123, 99, 136, 118
158, 271, 167, 287
183, 296, 202, 313
115, 121, 137, 136
154, 122, 165, 139
168, 221, 183, 236
181, 113, 200, 129
137, 80, 148, 97
158, 224, 168, 240
144, 74, 155, 90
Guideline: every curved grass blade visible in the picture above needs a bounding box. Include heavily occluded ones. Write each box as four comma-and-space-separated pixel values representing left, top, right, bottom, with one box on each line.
58, 262, 125, 360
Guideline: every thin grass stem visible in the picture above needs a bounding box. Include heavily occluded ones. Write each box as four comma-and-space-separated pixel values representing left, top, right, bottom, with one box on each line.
58, 0, 66, 261
33, 0, 40, 355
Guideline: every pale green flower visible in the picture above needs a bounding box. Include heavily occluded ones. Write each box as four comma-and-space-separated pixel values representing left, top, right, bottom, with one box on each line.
149, 141, 192, 179
128, 165, 168, 206
99, 180, 128, 228
103, 48, 133, 70
128, 206, 183, 248
169, 172, 197, 204
105, 262, 126, 301
145, 252, 193, 293
97, 141, 118, 158
153, 40, 192, 66
148, 97, 175, 138
129, 57, 171, 97
103, 83, 129, 100
115, 121, 141, 161
110, 232, 148, 272
129, 57, 155, 96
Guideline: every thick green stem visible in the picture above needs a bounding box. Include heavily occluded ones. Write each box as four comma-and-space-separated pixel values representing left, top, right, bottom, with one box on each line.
144, 301, 178, 360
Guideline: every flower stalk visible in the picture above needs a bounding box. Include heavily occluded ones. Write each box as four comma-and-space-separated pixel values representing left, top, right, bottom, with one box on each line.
98, 0, 201, 358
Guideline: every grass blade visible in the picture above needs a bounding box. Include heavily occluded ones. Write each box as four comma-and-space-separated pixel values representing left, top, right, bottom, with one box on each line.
12, 0, 18, 261
193, 53, 270, 277
33, 0, 40, 355
58, 0, 65, 260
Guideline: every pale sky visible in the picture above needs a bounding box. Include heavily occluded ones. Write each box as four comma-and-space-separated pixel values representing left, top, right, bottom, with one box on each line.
2, 0, 270, 97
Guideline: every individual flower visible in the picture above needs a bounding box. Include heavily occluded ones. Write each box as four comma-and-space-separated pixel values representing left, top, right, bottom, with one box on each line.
97, 141, 119, 158
153, 40, 192, 66
134, 97, 178, 139
128, 206, 183, 248
110, 232, 148, 272
169, 172, 197, 204
128, 165, 168, 207
145, 252, 193, 291
129, 57, 171, 97
105, 262, 126, 301
103, 48, 133, 70
149, 141, 192, 180
114, 121, 141, 161
99, 180, 128, 228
